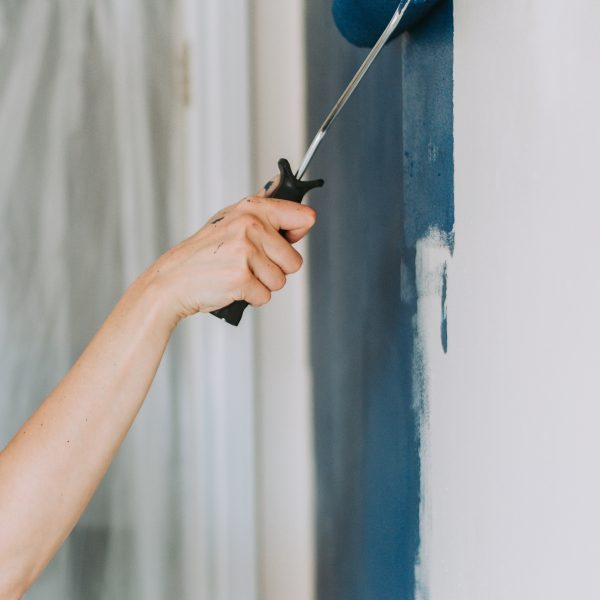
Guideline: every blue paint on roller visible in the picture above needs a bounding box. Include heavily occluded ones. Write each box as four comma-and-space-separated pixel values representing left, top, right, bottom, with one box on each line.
333, 0, 442, 48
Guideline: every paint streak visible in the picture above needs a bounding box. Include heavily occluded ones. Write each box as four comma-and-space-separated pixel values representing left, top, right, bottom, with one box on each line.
264, 180, 274, 192
308, 1, 453, 599
211, 216, 225, 225
441, 262, 448, 353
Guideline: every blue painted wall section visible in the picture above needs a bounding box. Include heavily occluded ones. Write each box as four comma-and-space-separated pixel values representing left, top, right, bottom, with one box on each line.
307, 1, 453, 598
402, 2, 454, 248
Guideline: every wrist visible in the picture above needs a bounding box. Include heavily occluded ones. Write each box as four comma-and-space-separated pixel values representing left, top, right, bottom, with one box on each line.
128, 270, 182, 334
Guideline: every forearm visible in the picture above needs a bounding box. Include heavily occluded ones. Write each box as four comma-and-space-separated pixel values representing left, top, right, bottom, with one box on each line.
0, 273, 173, 597
0, 194, 316, 599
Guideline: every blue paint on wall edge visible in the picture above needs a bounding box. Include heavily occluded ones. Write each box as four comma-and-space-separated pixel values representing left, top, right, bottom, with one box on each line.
401, 3, 454, 595
307, 0, 454, 598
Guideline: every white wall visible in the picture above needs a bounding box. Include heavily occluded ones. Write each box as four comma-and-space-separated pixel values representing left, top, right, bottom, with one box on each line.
252, 1, 315, 600
420, 2, 600, 598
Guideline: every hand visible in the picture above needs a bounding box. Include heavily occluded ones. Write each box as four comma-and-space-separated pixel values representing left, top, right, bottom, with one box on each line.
145, 192, 317, 324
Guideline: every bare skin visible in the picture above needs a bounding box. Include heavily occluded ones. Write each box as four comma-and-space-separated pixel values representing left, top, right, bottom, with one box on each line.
0, 191, 316, 600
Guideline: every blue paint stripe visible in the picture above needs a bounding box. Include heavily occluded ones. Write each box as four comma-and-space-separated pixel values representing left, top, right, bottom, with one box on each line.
402, 0, 455, 247
308, 1, 453, 598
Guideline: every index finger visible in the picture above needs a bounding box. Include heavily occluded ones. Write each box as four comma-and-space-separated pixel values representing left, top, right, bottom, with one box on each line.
255, 176, 317, 241
260, 198, 317, 243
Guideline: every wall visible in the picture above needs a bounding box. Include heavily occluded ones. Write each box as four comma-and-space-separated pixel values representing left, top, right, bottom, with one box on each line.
419, 1, 600, 598
308, 0, 600, 598
306, 1, 453, 598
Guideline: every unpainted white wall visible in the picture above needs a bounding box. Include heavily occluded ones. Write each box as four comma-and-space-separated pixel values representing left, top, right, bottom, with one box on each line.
420, 2, 600, 598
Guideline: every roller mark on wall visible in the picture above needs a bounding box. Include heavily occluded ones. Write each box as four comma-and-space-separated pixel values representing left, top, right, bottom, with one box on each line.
403, 2, 454, 595
402, 4, 454, 247
308, 1, 453, 598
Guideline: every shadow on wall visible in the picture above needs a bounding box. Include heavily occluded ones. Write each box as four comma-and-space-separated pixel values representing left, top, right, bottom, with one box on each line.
307, 1, 453, 598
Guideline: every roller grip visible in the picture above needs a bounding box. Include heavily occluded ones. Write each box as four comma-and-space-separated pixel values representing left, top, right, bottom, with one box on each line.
210, 158, 324, 326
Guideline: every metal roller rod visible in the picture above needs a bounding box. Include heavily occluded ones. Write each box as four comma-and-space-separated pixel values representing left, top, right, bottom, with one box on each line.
296, 0, 414, 180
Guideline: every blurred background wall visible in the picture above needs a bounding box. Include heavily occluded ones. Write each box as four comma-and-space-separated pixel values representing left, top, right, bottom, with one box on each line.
0, 2, 190, 597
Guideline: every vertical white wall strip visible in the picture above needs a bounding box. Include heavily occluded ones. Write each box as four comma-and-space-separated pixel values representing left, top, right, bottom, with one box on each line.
179, 1, 258, 599
252, 1, 315, 600
423, 1, 600, 598
414, 230, 452, 600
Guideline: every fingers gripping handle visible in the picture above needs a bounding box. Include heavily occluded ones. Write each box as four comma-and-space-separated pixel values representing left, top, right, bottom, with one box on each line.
269, 158, 324, 202
211, 159, 324, 326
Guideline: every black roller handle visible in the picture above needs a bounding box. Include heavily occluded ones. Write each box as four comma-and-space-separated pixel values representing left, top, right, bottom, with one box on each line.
211, 158, 324, 326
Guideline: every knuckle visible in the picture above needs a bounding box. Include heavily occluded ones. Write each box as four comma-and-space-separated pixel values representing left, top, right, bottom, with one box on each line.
236, 197, 264, 219
241, 269, 254, 286
232, 212, 261, 233
238, 195, 263, 207
285, 252, 303, 274
259, 289, 272, 306
303, 206, 317, 226
230, 264, 251, 287
231, 238, 255, 259
271, 271, 287, 291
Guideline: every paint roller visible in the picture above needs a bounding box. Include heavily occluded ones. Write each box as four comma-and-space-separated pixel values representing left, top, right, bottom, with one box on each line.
333, 0, 441, 48
212, 0, 444, 326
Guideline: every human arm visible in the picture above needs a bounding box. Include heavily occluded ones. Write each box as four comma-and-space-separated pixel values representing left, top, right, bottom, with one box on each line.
0, 195, 316, 599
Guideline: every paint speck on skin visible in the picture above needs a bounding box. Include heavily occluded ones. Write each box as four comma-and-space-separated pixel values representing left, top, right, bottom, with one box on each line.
264, 180, 274, 191
213, 242, 224, 254
211, 216, 225, 225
